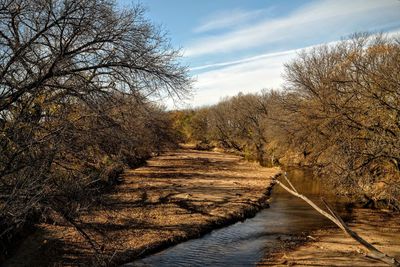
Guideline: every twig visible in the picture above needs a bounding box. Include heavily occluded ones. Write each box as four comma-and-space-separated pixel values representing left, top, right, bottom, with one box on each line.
282, 171, 298, 193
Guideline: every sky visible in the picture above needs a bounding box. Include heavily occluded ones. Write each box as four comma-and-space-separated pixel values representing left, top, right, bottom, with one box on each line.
118, 0, 400, 108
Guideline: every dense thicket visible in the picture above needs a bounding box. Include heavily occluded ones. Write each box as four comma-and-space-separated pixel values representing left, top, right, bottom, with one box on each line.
0, 0, 189, 259
176, 34, 400, 210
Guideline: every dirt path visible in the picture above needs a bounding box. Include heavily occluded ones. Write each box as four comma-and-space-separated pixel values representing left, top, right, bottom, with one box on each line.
259, 208, 400, 266
5, 147, 279, 266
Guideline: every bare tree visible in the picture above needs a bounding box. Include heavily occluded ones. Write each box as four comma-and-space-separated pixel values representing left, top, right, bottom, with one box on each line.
282, 33, 400, 208
0, 0, 190, 261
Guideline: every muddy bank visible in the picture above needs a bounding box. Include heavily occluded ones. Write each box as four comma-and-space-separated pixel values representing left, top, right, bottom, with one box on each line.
4, 147, 279, 266
259, 208, 400, 266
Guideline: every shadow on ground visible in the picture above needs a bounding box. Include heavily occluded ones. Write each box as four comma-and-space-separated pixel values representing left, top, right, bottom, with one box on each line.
4, 147, 279, 266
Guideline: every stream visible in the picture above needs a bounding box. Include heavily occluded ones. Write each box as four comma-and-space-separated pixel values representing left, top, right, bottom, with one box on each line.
126, 168, 349, 267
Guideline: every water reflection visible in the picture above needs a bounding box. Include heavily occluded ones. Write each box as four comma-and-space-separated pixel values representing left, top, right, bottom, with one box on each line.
126, 168, 347, 267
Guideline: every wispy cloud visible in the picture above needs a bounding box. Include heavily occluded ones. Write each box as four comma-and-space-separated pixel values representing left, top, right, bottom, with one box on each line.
185, 0, 400, 57
190, 49, 296, 71
193, 8, 264, 33
190, 30, 400, 107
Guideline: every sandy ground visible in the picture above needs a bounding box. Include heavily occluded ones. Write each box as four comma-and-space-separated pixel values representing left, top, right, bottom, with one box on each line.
4, 147, 279, 266
259, 208, 400, 266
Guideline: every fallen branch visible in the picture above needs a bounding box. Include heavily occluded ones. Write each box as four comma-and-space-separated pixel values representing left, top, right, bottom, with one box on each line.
273, 172, 400, 267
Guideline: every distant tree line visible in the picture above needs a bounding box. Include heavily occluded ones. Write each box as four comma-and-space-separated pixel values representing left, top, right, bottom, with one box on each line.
0, 0, 190, 259
174, 34, 400, 210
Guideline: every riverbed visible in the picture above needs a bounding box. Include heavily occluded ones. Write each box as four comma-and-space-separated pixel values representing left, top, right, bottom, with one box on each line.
3, 148, 279, 266
127, 168, 349, 266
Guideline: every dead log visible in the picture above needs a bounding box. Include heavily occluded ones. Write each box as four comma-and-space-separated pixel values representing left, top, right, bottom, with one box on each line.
273, 172, 400, 267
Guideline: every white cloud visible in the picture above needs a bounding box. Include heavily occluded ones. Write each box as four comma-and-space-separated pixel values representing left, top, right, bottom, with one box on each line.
185, 0, 400, 57
191, 50, 296, 106
193, 8, 264, 33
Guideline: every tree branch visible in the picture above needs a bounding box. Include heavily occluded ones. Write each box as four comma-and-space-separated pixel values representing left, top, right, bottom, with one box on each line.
273, 172, 400, 267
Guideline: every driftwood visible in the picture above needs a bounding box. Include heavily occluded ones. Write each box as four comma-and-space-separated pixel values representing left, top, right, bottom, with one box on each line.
273, 172, 400, 267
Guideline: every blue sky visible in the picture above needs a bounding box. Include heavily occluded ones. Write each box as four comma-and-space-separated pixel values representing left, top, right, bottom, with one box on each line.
118, 0, 400, 108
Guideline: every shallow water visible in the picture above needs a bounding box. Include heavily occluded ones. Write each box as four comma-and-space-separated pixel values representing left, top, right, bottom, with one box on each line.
127, 168, 347, 267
